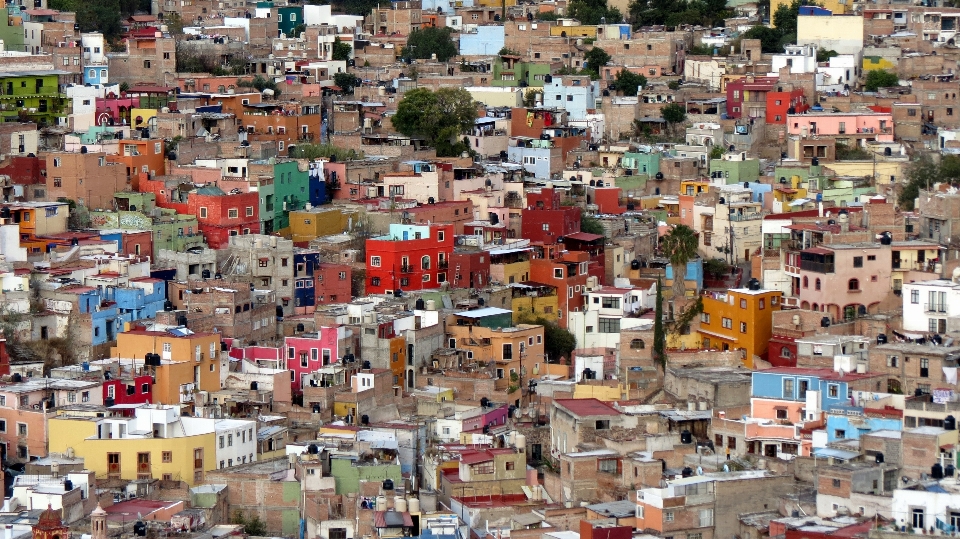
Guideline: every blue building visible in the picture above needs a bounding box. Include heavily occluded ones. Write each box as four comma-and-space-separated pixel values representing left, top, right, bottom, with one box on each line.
752, 368, 862, 411
293, 251, 321, 311
459, 26, 505, 56
83, 65, 109, 86
824, 409, 902, 443
70, 288, 122, 346
306, 161, 328, 206
665, 258, 704, 292
507, 140, 553, 178
542, 76, 601, 121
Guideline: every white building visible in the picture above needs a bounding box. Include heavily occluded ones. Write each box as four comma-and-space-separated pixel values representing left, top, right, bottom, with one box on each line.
568, 287, 652, 350
213, 418, 258, 469
770, 44, 818, 75
817, 55, 858, 93
901, 279, 960, 334
891, 477, 960, 531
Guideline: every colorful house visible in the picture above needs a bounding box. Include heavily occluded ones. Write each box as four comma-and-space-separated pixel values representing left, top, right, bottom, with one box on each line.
365, 223, 455, 294
697, 280, 782, 367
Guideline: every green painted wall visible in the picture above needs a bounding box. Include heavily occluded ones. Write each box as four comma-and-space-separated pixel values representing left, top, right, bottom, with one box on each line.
709, 158, 761, 184
329, 458, 402, 494
273, 160, 309, 230
0, 74, 69, 125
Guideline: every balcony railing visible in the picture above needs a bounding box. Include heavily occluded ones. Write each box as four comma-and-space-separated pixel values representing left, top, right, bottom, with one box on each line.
438, 260, 449, 269
400, 265, 414, 273
729, 212, 762, 222
799, 261, 835, 273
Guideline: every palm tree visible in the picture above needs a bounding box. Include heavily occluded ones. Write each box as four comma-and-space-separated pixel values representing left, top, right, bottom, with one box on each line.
661, 224, 700, 297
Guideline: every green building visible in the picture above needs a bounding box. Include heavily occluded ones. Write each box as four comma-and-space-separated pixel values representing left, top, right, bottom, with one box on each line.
329, 456, 401, 494
93, 192, 206, 257
709, 153, 761, 184
270, 159, 311, 231
0, 7, 25, 53
622, 151, 660, 177
0, 70, 70, 125
492, 56, 552, 87
257, 2, 303, 37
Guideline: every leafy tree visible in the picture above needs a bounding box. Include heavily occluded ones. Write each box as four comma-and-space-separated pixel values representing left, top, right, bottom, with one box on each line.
741, 25, 784, 53
668, 80, 681, 90
520, 315, 576, 363
522, 89, 542, 107
332, 37, 352, 61
290, 24, 306, 38
653, 277, 667, 371
583, 47, 611, 78
612, 69, 647, 96
898, 155, 960, 210
709, 145, 724, 160
629, 0, 729, 28
835, 142, 871, 160
392, 88, 477, 156
498, 47, 521, 56
816, 48, 838, 62
289, 143, 360, 162
336, 0, 382, 16
703, 258, 729, 279
232, 511, 267, 537
567, 0, 622, 25
333, 72, 361, 94
537, 11, 562, 20
51, 0, 124, 40
772, 0, 802, 35
581, 214, 605, 236
661, 102, 687, 135
402, 27, 458, 62
237, 75, 281, 97
864, 69, 900, 91
661, 224, 699, 297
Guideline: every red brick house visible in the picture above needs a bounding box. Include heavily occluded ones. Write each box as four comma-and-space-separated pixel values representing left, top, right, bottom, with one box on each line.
139, 178, 260, 248
521, 187, 581, 244
365, 223, 455, 294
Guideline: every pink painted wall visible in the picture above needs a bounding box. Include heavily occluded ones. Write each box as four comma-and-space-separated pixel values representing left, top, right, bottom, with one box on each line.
751, 397, 805, 424
787, 113, 894, 142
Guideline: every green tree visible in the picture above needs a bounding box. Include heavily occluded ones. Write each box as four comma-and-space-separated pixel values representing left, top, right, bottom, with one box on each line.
537, 11, 562, 20
581, 214, 605, 236
661, 224, 699, 297
232, 511, 267, 537
612, 69, 647, 96
898, 155, 960, 210
653, 277, 667, 371
237, 75, 281, 97
289, 143, 361, 162
520, 315, 576, 363
583, 47, 611, 78
661, 102, 687, 135
816, 48, 838, 62
333, 72, 361, 94
864, 69, 900, 91
498, 47, 521, 56
392, 88, 477, 156
522, 89, 542, 107
567, 0, 622, 25
709, 145, 724, 160
703, 258, 729, 279
332, 37, 352, 61
402, 27, 458, 62
741, 25, 784, 53
336, 0, 382, 16
291, 24, 306, 38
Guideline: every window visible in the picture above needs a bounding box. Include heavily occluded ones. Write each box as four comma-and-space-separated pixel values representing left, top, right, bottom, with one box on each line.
698, 509, 713, 527
832, 478, 842, 487
503, 343, 513, 359
246, 206, 254, 217
921, 357, 929, 377
740, 299, 747, 309
228, 209, 239, 219
701, 313, 711, 324
143, 60, 151, 68
776, 408, 788, 419
913, 509, 925, 529
421, 255, 431, 270
601, 297, 620, 309
888, 356, 899, 367
554, 268, 563, 279
17, 423, 26, 436
780, 347, 792, 358
815, 279, 821, 290
848, 279, 859, 291
219, 436, 225, 448
665, 512, 674, 522
259, 259, 269, 267
835, 429, 846, 439
163, 451, 172, 463
630, 339, 645, 349
200, 207, 208, 218
853, 256, 863, 268
599, 318, 620, 333
740, 322, 747, 333
722, 317, 732, 329
828, 384, 839, 398
783, 378, 794, 396
370, 256, 381, 267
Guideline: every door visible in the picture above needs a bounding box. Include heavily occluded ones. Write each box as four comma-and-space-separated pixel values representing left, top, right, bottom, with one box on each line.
193, 448, 204, 483
107, 453, 120, 477
137, 452, 151, 479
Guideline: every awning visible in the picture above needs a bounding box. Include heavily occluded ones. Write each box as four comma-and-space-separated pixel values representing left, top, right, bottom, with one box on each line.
788, 198, 811, 206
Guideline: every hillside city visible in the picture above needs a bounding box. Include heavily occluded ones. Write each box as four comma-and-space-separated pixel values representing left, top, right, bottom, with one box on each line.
2, 0, 960, 539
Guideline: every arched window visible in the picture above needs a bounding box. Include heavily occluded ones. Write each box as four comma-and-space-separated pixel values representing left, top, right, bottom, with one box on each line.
815, 278, 821, 290
630, 339, 645, 349
780, 347, 792, 358
803, 276, 808, 288
421, 255, 431, 270
848, 278, 860, 291
812, 303, 819, 311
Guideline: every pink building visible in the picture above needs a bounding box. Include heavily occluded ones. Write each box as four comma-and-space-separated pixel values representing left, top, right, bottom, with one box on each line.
797, 243, 891, 322
285, 328, 346, 392
787, 111, 894, 142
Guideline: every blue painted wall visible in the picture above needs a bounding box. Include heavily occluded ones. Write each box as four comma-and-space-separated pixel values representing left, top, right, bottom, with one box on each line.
825, 411, 902, 443
665, 258, 704, 292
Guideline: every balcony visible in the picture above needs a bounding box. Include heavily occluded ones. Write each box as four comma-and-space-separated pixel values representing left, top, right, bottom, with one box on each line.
729, 211, 762, 222
924, 303, 947, 314
799, 260, 835, 273
438, 260, 449, 269
400, 265, 414, 273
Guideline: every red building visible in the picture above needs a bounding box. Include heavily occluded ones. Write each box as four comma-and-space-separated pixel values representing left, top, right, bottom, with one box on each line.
766, 87, 808, 124
316, 263, 352, 305
529, 247, 590, 328
590, 186, 626, 215
139, 177, 260, 248
0, 338, 10, 377
564, 232, 606, 285
521, 187, 581, 244
725, 76, 778, 119
0, 155, 46, 191
103, 374, 154, 405
365, 223, 455, 294
450, 250, 491, 289
767, 332, 798, 368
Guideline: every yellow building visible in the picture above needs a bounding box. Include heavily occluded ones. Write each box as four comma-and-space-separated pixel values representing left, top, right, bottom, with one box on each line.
490, 249, 531, 286
822, 160, 905, 186
511, 282, 559, 324
111, 329, 221, 405
287, 206, 360, 243
47, 405, 254, 485
863, 56, 897, 73
572, 383, 623, 401
549, 23, 598, 38
697, 284, 782, 368
446, 309, 544, 394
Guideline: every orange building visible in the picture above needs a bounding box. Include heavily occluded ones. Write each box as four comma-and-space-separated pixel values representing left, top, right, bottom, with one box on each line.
697, 279, 782, 368
106, 138, 168, 188
529, 248, 590, 328
241, 101, 322, 152
110, 329, 221, 405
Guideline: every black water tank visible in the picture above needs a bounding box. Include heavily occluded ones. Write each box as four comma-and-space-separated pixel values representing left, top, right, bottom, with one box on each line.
363, 361, 371, 370
681, 466, 693, 477
308, 444, 319, 454
416, 298, 425, 310
428, 197, 435, 204
933, 463, 945, 479
361, 414, 370, 425
296, 323, 305, 332
164, 300, 174, 311
134, 522, 146, 537
880, 232, 893, 245
80, 146, 87, 154
201, 269, 211, 279
383, 479, 394, 490
481, 397, 490, 407
946, 415, 957, 431
948, 464, 956, 477
631, 259, 640, 270
11, 373, 21, 383
875, 452, 884, 464
250, 381, 258, 390
821, 317, 831, 328
877, 333, 887, 344
884, 147, 892, 156
680, 430, 692, 444
748, 278, 761, 291
215, 273, 223, 280
478, 298, 485, 306
655, 172, 664, 180
812, 157, 819, 166
104, 397, 114, 406
276, 306, 284, 318
313, 404, 321, 413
